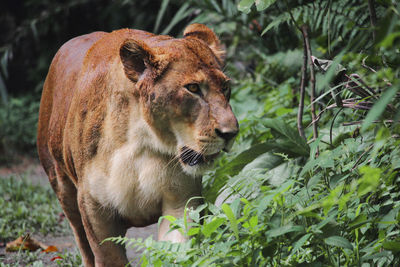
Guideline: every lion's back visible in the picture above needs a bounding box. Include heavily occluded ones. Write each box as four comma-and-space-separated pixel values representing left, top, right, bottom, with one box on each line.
37, 32, 107, 178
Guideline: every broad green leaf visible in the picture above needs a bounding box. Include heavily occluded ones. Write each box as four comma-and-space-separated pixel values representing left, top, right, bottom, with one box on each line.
361, 251, 393, 261
255, 0, 276, 11
269, 140, 309, 157
202, 217, 225, 237
162, 215, 177, 223
391, 147, 400, 169
290, 233, 312, 255
307, 173, 323, 188
349, 214, 369, 230
262, 13, 290, 35
267, 161, 294, 186
206, 142, 282, 202
317, 151, 335, 168
220, 143, 279, 176
257, 194, 275, 214
241, 152, 283, 172
382, 241, 400, 252
378, 208, 398, 229
322, 185, 344, 215
361, 84, 399, 132
263, 119, 310, 156
266, 225, 304, 238
358, 166, 381, 197
300, 146, 344, 176
379, 32, 400, 48
324, 236, 353, 250
275, 107, 293, 117
249, 215, 258, 228
314, 214, 336, 230
154, 259, 163, 267
187, 227, 200, 236
238, 0, 255, 14
221, 203, 239, 239
140, 255, 149, 267
300, 158, 318, 176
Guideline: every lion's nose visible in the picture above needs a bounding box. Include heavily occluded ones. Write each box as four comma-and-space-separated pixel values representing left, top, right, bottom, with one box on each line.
215, 127, 238, 142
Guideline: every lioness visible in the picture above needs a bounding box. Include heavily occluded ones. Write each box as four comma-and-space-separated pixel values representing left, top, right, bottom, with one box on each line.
37, 23, 238, 266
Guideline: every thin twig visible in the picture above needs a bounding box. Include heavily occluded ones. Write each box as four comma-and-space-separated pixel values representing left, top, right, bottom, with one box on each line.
345, 73, 377, 98
307, 98, 373, 128
342, 120, 395, 126
362, 56, 393, 87
342, 121, 363, 126
351, 144, 374, 171
326, 102, 373, 110
284, 0, 301, 31
284, 0, 306, 140
301, 24, 319, 155
361, 56, 377, 73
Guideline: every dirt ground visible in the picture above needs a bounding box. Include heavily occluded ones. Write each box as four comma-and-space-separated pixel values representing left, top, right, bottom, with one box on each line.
0, 157, 158, 266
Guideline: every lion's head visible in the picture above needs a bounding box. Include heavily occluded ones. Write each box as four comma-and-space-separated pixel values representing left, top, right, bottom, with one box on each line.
119, 24, 238, 175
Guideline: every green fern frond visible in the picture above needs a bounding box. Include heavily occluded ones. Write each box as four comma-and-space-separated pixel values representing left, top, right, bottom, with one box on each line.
263, 0, 377, 51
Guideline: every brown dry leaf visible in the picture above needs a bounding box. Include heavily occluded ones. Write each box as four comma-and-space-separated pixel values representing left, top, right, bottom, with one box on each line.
42, 245, 59, 253
6, 234, 42, 252
5, 234, 58, 253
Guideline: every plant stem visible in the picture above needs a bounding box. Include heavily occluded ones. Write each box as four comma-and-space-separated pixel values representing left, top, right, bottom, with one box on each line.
298, 33, 307, 140
301, 24, 319, 155
284, 0, 307, 140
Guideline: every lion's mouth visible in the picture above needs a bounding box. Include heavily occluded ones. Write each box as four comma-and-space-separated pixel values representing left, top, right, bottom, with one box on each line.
180, 146, 220, 166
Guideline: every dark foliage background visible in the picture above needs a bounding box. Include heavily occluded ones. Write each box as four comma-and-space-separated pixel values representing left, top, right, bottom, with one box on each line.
0, 0, 185, 159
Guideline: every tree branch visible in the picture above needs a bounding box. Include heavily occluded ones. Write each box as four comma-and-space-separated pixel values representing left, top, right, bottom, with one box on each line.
297, 33, 307, 140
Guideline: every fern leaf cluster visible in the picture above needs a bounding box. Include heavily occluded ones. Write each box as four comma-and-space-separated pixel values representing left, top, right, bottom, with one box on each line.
264, 0, 383, 52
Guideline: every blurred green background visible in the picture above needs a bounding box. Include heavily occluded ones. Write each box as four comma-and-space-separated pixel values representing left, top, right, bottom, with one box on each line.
0, 0, 184, 161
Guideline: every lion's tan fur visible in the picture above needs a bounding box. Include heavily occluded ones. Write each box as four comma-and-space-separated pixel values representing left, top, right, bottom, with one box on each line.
37, 24, 238, 267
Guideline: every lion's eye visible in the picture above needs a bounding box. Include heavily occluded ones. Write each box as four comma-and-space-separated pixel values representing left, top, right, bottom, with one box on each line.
184, 83, 202, 95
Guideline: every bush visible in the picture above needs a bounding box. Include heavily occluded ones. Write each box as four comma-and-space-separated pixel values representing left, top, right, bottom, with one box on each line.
0, 95, 40, 161
110, 1, 400, 266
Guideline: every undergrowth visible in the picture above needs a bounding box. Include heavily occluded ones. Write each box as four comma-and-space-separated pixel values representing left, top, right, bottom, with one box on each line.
0, 176, 70, 241
0, 176, 81, 266
110, 101, 400, 266
1, 0, 399, 266
109, 0, 400, 266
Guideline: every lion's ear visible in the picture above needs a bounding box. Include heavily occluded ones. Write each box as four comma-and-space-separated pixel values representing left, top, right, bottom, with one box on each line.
183, 23, 225, 65
120, 40, 167, 82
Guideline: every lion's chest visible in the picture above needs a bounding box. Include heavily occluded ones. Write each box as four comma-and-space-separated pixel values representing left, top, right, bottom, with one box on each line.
84, 142, 171, 225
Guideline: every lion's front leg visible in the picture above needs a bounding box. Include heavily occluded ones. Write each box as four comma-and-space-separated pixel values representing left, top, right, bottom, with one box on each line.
158, 206, 188, 243
158, 189, 203, 243
78, 191, 129, 267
